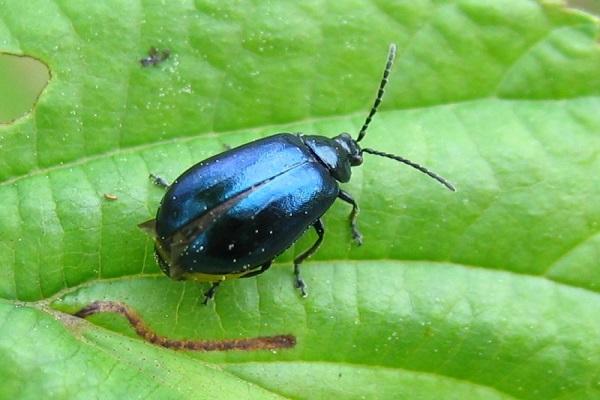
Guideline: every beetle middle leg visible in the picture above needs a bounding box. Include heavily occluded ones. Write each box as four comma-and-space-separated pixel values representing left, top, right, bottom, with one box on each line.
149, 173, 170, 189
294, 218, 324, 298
202, 282, 221, 305
338, 190, 363, 246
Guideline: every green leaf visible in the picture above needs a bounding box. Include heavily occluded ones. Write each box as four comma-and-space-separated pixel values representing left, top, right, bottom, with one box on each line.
1, 1, 600, 399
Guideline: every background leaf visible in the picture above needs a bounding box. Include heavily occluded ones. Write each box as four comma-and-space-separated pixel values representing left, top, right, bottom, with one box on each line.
1, 0, 599, 399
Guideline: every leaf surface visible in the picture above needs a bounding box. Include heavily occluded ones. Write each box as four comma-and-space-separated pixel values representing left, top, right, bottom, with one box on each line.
1, 1, 599, 399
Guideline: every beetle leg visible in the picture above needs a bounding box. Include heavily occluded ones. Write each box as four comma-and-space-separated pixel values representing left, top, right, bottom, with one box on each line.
240, 261, 272, 279
202, 282, 221, 305
149, 173, 170, 189
293, 218, 324, 298
338, 190, 363, 246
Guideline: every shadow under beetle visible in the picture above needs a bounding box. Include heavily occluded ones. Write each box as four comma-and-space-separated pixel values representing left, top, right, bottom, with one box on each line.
139, 44, 455, 304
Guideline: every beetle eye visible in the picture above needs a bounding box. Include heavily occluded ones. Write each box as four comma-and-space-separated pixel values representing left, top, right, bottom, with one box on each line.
349, 152, 363, 166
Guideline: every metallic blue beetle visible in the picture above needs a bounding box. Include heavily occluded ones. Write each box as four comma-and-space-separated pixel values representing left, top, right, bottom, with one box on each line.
139, 44, 455, 303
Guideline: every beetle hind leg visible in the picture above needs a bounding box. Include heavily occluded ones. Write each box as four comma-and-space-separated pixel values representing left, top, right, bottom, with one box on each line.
338, 190, 363, 246
293, 218, 325, 298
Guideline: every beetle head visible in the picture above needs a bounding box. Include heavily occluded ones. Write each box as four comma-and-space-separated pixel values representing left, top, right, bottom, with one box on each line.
303, 134, 355, 183
334, 132, 362, 166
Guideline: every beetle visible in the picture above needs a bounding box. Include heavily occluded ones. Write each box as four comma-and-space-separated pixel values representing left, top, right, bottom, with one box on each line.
139, 44, 455, 304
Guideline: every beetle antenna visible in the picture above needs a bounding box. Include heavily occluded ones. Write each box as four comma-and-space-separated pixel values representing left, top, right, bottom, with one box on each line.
361, 148, 456, 191
356, 43, 397, 143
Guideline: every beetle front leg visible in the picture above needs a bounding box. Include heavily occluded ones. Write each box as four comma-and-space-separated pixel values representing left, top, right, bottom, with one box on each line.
293, 218, 325, 298
202, 281, 221, 305
338, 190, 363, 246
149, 173, 170, 189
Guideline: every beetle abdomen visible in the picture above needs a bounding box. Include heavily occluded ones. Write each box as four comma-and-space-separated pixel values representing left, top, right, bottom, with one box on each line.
177, 162, 338, 274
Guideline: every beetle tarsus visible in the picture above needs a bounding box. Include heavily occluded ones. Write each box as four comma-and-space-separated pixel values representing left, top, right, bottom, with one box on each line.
149, 173, 170, 189
352, 230, 363, 246
202, 282, 221, 305
294, 269, 308, 298
294, 262, 308, 297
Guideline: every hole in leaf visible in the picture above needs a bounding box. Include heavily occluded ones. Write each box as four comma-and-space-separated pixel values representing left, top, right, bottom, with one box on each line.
568, 0, 600, 16
0, 53, 50, 124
